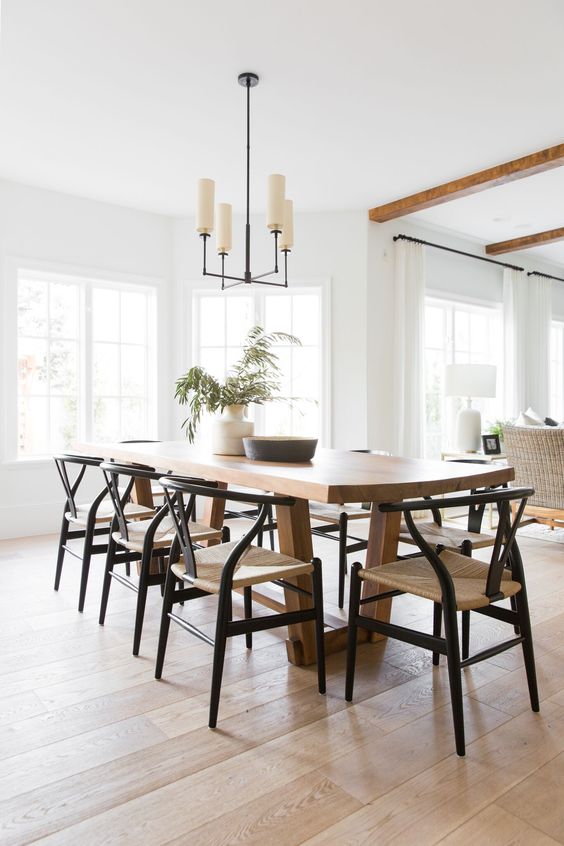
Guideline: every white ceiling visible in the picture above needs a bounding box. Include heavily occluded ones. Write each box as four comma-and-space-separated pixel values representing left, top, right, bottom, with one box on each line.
1, 0, 564, 262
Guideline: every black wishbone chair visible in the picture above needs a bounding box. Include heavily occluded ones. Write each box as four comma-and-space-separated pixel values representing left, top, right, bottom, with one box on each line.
53, 454, 154, 612
155, 477, 326, 729
345, 486, 539, 757
99, 463, 227, 655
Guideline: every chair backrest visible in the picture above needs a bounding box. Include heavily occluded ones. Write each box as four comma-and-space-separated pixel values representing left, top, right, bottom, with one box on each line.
381, 487, 534, 603
100, 463, 213, 543
53, 453, 106, 519
503, 424, 564, 509
159, 476, 295, 587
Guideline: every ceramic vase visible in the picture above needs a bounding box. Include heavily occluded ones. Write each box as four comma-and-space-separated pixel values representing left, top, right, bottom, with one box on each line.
211, 404, 254, 455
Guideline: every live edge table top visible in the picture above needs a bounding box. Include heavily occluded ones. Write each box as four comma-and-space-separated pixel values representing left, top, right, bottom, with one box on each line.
73, 442, 514, 503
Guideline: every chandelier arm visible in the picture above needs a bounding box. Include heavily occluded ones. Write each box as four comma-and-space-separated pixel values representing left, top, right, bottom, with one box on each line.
248, 278, 289, 288
221, 279, 247, 290
251, 268, 279, 281
203, 271, 247, 283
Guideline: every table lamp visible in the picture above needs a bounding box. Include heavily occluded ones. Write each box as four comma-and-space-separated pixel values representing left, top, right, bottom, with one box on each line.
445, 364, 497, 452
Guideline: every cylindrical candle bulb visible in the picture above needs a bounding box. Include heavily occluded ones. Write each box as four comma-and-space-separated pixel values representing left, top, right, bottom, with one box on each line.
280, 199, 294, 250
196, 179, 215, 233
216, 203, 232, 253
267, 174, 285, 231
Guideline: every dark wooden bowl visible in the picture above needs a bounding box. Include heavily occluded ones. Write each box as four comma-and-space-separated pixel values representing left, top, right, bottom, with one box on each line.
242, 436, 318, 462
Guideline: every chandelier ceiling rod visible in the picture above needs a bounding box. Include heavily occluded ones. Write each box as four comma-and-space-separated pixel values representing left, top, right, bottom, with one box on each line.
196, 72, 293, 290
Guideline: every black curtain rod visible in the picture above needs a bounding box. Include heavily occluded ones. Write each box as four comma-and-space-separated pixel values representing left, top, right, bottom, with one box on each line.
527, 270, 564, 284
392, 233, 524, 272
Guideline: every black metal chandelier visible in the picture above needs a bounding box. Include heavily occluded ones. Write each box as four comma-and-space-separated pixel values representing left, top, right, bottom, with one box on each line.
196, 72, 293, 290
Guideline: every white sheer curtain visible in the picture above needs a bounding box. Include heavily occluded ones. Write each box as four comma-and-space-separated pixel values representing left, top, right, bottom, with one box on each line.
393, 239, 425, 457
503, 268, 551, 417
527, 274, 552, 413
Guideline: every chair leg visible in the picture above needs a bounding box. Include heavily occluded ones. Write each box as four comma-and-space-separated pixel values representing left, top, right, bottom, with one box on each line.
209, 591, 230, 729
443, 598, 466, 756
155, 565, 177, 679
267, 505, 275, 551
510, 594, 520, 635
345, 562, 363, 701
432, 602, 442, 665
132, 554, 151, 656
77, 520, 95, 613
514, 588, 540, 712
311, 558, 326, 694
54, 514, 70, 591
461, 610, 470, 661
338, 513, 348, 610
244, 586, 253, 649
99, 536, 117, 625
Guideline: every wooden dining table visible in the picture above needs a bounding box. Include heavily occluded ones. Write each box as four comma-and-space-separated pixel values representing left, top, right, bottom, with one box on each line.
75, 441, 514, 666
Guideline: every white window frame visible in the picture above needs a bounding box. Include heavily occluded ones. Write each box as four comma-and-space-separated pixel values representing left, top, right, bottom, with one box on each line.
424, 290, 503, 457
188, 279, 332, 446
3, 256, 160, 463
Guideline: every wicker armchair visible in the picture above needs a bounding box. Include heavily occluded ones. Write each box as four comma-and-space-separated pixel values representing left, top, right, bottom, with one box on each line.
503, 424, 564, 528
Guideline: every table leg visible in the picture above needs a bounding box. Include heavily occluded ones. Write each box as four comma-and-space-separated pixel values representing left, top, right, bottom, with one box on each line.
202, 482, 227, 547
276, 497, 317, 667
361, 505, 401, 641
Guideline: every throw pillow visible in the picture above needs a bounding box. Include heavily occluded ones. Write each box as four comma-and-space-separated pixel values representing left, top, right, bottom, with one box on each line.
525, 406, 544, 424
515, 411, 543, 426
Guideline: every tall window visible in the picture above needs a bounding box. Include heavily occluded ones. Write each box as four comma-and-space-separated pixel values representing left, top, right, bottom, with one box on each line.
16, 270, 157, 457
192, 287, 327, 442
550, 320, 564, 420
425, 296, 503, 457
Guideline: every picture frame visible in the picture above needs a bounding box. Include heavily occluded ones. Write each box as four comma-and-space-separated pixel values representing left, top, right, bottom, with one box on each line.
482, 433, 501, 455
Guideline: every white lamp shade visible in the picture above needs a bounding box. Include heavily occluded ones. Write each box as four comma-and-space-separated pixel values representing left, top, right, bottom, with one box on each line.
216, 203, 232, 253
267, 174, 285, 230
445, 364, 496, 398
280, 199, 294, 250
196, 178, 215, 233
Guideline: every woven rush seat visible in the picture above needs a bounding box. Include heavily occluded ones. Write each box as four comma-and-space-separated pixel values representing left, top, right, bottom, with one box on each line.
113, 517, 222, 553
309, 503, 370, 522
67, 501, 154, 527
399, 520, 494, 551
359, 549, 521, 611
172, 541, 313, 593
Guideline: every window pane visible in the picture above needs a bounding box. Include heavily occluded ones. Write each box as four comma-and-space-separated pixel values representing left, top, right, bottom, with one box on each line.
121, 344, 145, 396
49, 340, 78, 395
292, 295, 319, 345
18, 338, 49, 395
93, 342, 120, 395
18, 279, 48, 336
200, 297, 225, 346
264, 295, 291, 334
226, 297, 253, 345
199, 347, 225, 381
92, 288, 120, 342
93, 397, 120, 441
50, 396, 78, 450
50, 283, 79, 339
292, 347, 320, 399
18, 397, 50, 455
121, 291, 147, 344
121, 398, 146, 440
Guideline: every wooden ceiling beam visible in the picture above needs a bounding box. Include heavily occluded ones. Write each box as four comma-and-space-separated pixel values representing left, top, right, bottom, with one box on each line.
485, 226, 564, 255
369, 143, 564, 223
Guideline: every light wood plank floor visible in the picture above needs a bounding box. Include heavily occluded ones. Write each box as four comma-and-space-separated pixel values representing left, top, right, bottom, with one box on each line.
1, 520, 564, 845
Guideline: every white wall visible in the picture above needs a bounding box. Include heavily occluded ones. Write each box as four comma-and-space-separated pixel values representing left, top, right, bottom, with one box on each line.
0, 179, 174, 538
